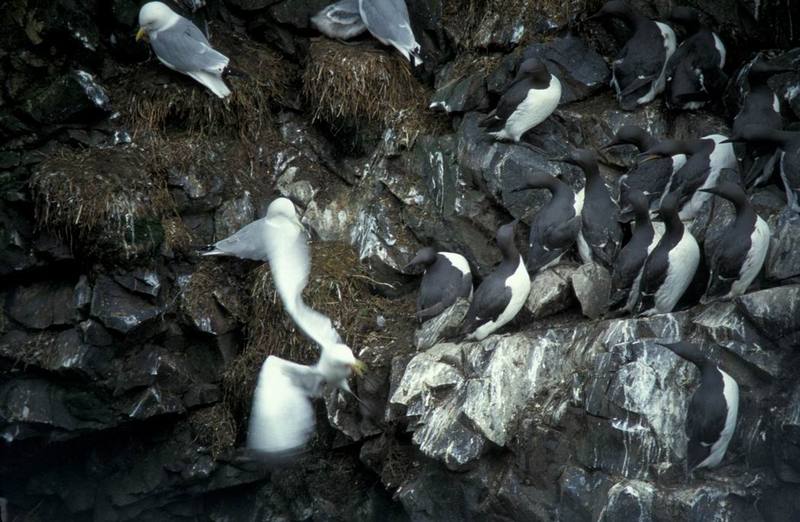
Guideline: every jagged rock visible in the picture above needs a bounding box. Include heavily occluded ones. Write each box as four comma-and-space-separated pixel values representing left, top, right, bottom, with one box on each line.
766, 209, 800, 283
113, 269, 161, 298
214, 191, 256, 239
414, 298, 470, 351
20, 71, 109, 124
736, 285, 800, 346
572, 262, 612, 319
599, 480, 655, 522
90, 276, 161, 334
558, 466, 612, 521
429, 62, 490, 113
525, 265, 577, 319
6, 280, 77, 329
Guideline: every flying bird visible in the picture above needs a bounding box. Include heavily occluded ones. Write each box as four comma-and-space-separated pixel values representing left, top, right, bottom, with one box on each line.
137, 1, 232, 98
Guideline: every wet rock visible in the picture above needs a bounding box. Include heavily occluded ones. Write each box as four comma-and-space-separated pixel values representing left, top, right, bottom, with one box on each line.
572, 262, 612, 320
90, 276, 161, 334
525, 265, 577, 319
20, 71, 110, 124
736, 285, 800, 347
766, 209, 800, 283
6, 280, 77, 329
414, 298, 470, 351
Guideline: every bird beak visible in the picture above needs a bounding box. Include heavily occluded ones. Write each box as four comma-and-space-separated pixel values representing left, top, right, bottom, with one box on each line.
637, 153, 660, 163
136, 27, 147, 42
351, 359, 367, 377
600, 140, 621, 151
719, 138, 735, 144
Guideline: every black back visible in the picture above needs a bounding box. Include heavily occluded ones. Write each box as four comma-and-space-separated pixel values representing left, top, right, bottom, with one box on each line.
666, 139, 714, 206
637, 192, 684, 312
610, 190, 655, 307
620, 156, 675, 214
417, 254, 473, 322
665, 12, 726, 108
521, 177, 580, 272
480, 59, 552, 131
611, 12, 671, 108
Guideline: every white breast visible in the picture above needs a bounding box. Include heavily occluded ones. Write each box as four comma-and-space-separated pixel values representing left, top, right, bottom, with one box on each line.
637, 22, 677, 105
654, 228, 699, 313
772, 94, 781, 114
730, 215, 770, 296
697, 368, 739, 469
680, 137, 736, 220
712, 33, 726, 68
469, 256, 531, 341
440, 252, 471, 276
493, 76, 562, 142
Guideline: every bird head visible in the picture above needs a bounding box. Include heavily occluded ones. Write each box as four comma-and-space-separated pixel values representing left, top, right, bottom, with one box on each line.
137, 2, 179, 41
602, 125, 650, 151
516, 57, 550, 83
404, 247, 437, 272
638, 139, 686, 163
322, 343, 366, 384
698, 180, 746, 205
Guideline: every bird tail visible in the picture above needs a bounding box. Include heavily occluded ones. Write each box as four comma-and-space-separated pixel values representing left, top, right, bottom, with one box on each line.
189, 71, 232, 98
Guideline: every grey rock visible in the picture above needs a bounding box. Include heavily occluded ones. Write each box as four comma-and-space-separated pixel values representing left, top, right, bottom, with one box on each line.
7, 280, 77, 330
572, 262, 612, 320
74, 275, 92, 312
414, 298, 470, 351
90, 276, 161, 334
214, 191, 256, 240
20, 71, 110, 124
429, 64, 489, 114
766, 209, 800, 283
598, 480, 655, 522
113, 270, 161, 298
736, 285, 800, 346
525, 265, 577, 319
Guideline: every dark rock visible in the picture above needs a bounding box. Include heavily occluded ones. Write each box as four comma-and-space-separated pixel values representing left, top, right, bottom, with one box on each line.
113, 270, 161, 298
736, 285, 800, 347
414, 298, 469, 351
79, 319, 114, 347
558, 466, 611, 522
20, 71, 110, 124
90, 276, 161, 334
599, 480, 655, 522
226, 0, 277, 10
74, 275, 92, 312
429, 63, 490, 114
6, 280, 77, 329
766, 209, 800, 283
572, 262, 612, 320
525, 265, 577, 319
269, 0, 329, 29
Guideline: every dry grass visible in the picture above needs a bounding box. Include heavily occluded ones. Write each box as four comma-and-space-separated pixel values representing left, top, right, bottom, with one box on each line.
302, 39, 444, 148
189, 403, 237, 459
30, 146, 173, 259
118, 26, 295, 146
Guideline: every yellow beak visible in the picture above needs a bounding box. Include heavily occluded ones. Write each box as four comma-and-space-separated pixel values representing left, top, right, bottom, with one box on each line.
136, 28, 146, 42
352, 359, 367, 377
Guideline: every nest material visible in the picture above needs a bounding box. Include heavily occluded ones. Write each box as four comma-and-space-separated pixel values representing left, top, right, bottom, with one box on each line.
31, 146, 173, 259
302, 39, 444, 148
189, 403, 237, 459
119, 26, 296, 145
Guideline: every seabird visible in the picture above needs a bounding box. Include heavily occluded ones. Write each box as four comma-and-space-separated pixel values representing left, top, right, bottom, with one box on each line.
587, 0, 677, 110
479, 57, 562, 143
558, 149, 623, 269
698, 181, 770, 303
457, 221, 531, 341
609, 189, 663, 311
405, 247, 473, 323
657, 341, 739, 472
602, 125, 687, 218
311, 0, 368, 40
634, 190, 700, 316
359, 0, 423, 65
664, 6, 727, 110
512, 171, 581, 273
136, 1, 232, 98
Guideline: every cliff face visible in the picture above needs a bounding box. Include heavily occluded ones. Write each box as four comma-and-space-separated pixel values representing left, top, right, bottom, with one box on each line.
1, 0, 800, 520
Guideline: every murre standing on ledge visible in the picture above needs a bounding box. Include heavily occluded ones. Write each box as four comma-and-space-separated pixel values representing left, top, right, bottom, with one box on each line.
557, 149, 622, 269
511, 172, 581, 273
602, 125, 687, 218
609, 189, 663, 312
634, 191, 700, 316
732, 56, 796, 187
479, 57, 562, 143
724, 124, 800, 213
657, 341, 739, 472
664, 6, 726, 110
405, 247, 473, 323
587, 0, 676, 110
311, 0, 367, 40
359, 0, 423, 65
641, 134, 736, 220
457, 221, 531, 341
698, 181, 770, 303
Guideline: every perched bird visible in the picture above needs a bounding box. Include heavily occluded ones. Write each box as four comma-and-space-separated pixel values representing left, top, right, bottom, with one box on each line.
359, 0, 422, 65
512, 172, 581, 273
405, 247, 473, 323
479, 58, 562, 143
602, 125, 687, 218
202, 198, 364, 456
458, 221, 531, 341
732, 56, 795, 187
698, 182, 769, 303
664, 6, 726, 110
724, 125, 800, 213
634, 191, 700, 316
609, 189, 663, 311
558, 149, 623, 269
137, 1, 232, 98
587, 0, 676, 110
641, 134, 736, 220
311, 0, 367, 40
657, 341, 739, 472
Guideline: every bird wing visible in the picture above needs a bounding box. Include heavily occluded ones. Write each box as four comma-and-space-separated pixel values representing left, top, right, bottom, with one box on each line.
359, 0, 420, 59
459, 273, 513, 335
247, 356, 324, 455
150, 17, 229, 73
204, 217, 270, 261
543, 214, 581, 251
485, 80, 535, 130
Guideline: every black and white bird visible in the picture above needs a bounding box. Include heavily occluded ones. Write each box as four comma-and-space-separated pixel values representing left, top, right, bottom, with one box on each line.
602, 125, 687, 218
634, 191, 700, 316
724, 125, 800, 213
698, 182, 770, 303
511, 172, 581, 273
664, 6, 726, 110
587, 0, 676, 110
609, 189, 663, 311
732, 56, 795, 187
405, 248, 473, 323
457, 221, 531, 341
137, 1, 232, 98
641, 134, 736, 220
359, 0, 422, 65
311, 0, 367, 40
657, 341, 739, 472
559, 149, 623, 269
479, 58, 562, 143
202, 198, 364, 456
